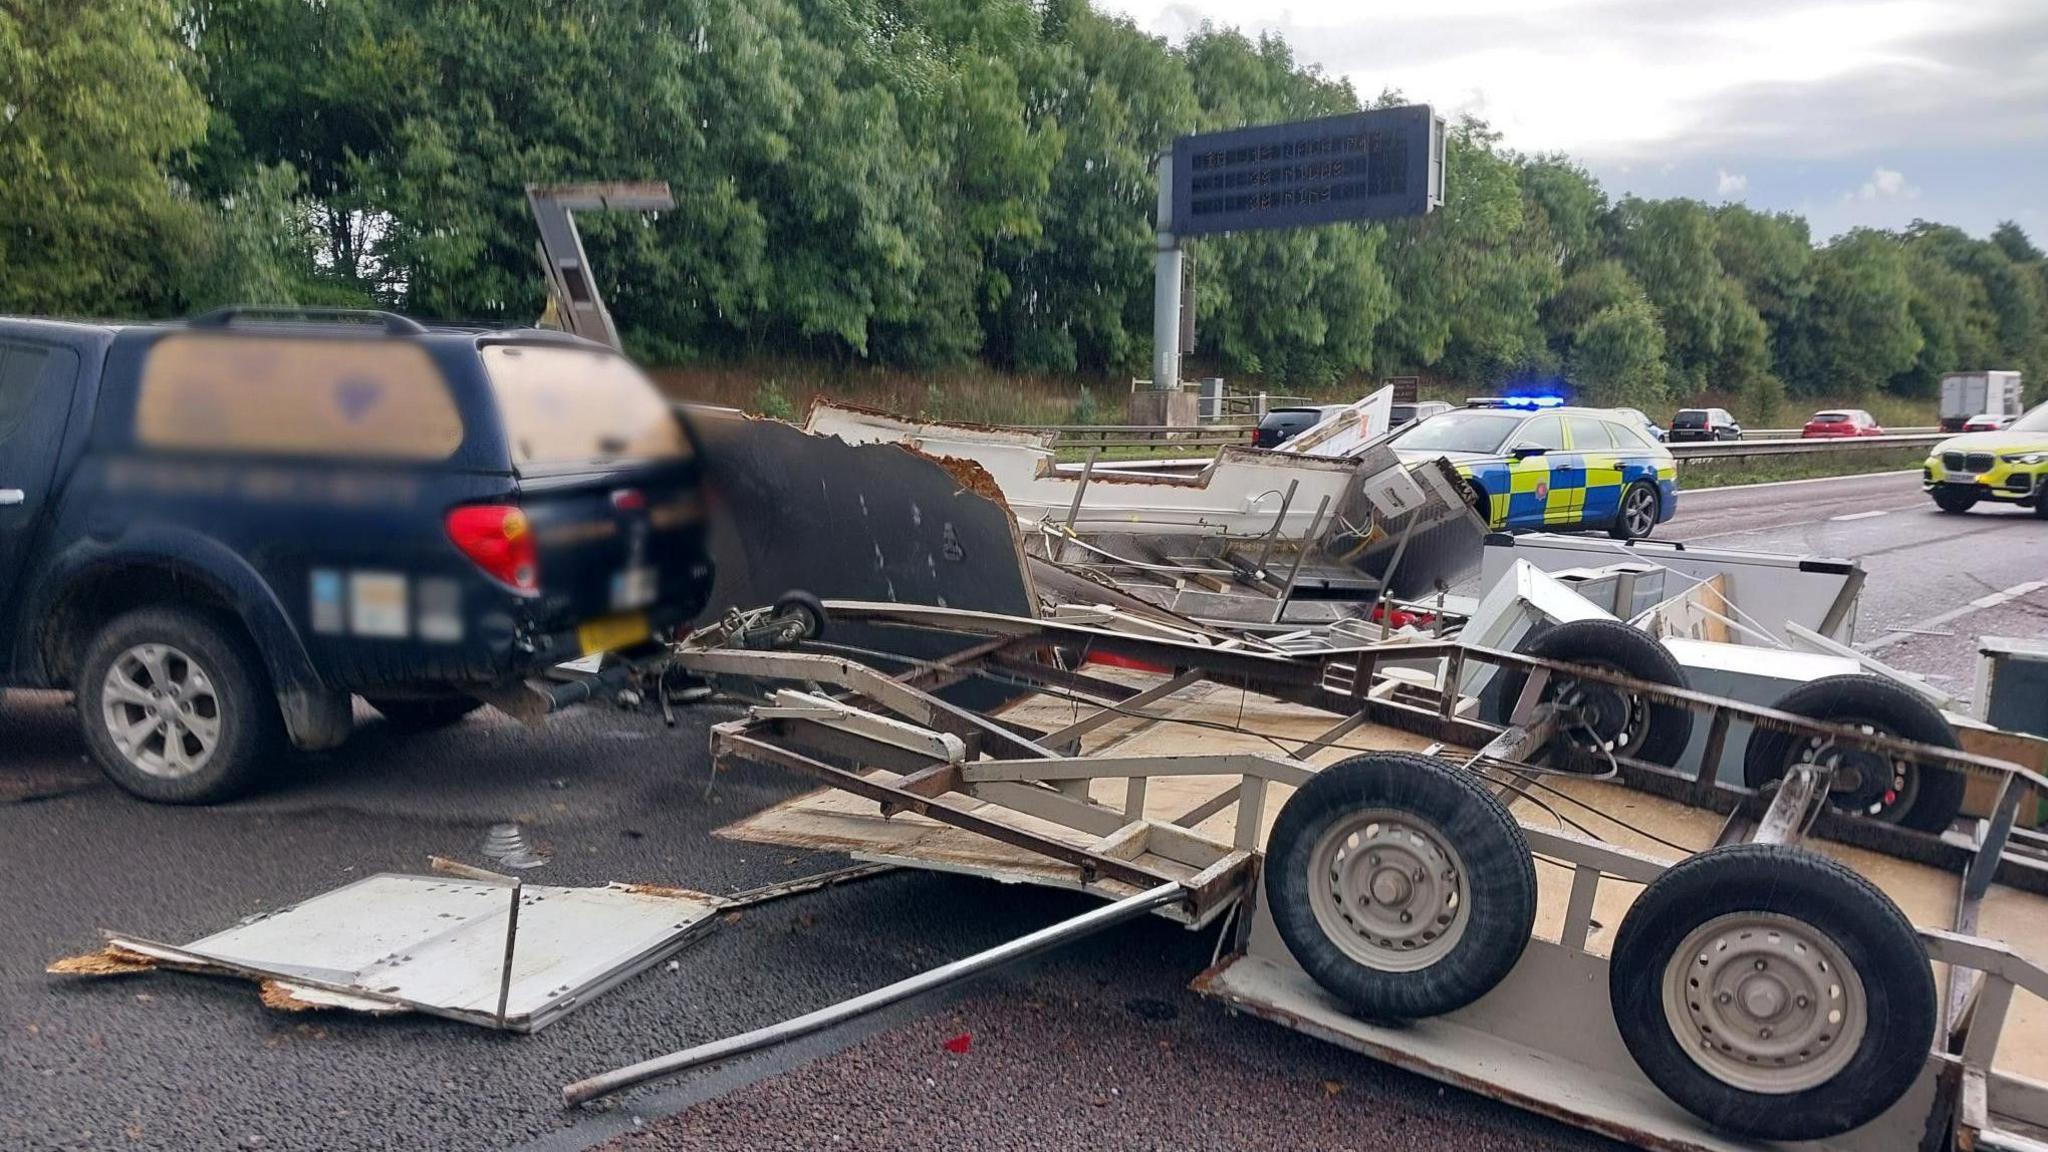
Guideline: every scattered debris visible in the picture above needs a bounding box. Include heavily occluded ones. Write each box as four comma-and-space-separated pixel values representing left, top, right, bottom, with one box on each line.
46, 945, 155, 976
53, 873, 725, 1032
481, 822, 549, 869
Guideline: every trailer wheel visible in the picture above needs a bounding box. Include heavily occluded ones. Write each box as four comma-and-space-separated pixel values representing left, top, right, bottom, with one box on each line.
1266, 752, 1535, 1020
1492, 618, 1693, 771
1743, 674, 1964, 833
772, 590, 827, 641
1610, 844, 1933, 1141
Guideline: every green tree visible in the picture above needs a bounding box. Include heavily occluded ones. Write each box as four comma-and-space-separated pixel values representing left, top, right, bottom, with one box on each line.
1378, 118, 1561, 383
1521, 157, 1607, 273
1711, 205, 1813, 388
1, 0, 210, 314
1808, 229, 1923, 394
1000, 6, 1195, 373
1568, 295, 1668, 406
1606, 197, 1766, 396
1992, 221, 2044, 266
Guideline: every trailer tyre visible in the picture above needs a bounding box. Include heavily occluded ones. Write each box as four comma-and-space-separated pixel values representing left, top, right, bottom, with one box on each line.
1610, 843, 1934, 1141
773, 590, 827, 641
1492, 618, 1694, 771
1743, 673, 1964, 833
1266, 752, 1535, 1020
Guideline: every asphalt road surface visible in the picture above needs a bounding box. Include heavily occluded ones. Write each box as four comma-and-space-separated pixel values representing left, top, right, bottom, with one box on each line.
1663, 469, 2048, 701
4, 469, 2044, 1152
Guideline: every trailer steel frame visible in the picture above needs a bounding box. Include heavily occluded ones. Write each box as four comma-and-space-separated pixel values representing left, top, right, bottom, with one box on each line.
630, 600, 2048, 1149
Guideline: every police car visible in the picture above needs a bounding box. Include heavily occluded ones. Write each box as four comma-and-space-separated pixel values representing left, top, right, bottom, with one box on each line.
1389, 399, 1678, 538
1923, 402, 2048, 517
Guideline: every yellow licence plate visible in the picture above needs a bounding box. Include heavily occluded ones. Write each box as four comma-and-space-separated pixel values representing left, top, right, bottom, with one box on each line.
577, 613, 649, 656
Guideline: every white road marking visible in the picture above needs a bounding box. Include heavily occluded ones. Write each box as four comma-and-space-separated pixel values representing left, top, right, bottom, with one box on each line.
1829, 509, 1889, 522
1862, 580, 2048, 652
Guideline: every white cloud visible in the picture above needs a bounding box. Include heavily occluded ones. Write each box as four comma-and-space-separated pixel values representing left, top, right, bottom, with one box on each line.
1853, 166, 1918, 200
1097, 0, 2043, 237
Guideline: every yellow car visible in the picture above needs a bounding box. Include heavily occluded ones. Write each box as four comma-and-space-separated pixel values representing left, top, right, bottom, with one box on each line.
1924, 402, 2048, 516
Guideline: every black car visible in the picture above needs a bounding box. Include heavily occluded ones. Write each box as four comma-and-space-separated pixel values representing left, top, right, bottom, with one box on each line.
0, 308, 713, 802
1667, 407, 1743, 442
1251, 405, 1347, 448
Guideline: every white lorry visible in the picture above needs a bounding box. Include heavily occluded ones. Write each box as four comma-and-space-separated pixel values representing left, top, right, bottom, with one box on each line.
1940, 370, 2025, 431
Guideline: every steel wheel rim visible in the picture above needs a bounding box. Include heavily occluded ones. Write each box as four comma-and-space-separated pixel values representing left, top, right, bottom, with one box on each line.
1661, 911, 1867, 1094
1623, 486, 1656, 536
1555, 676, 1647, 759
100, 643, 222, 779
1307, 808, 1469, 972
1790, 719, 1919, 823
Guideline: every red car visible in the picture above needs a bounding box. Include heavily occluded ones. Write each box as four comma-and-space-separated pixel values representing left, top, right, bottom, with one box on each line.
1801, 409, 1886, 437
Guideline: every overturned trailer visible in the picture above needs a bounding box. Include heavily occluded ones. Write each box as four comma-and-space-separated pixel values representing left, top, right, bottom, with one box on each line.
541, 593, 2048, 1152
552, 404, 2048, 1147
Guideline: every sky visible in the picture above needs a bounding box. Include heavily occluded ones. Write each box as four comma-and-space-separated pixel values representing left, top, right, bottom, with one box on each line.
1094, 0, 2048, 242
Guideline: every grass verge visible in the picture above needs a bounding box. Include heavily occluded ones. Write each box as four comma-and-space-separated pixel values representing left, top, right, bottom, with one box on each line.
1676, 447, 1928, 488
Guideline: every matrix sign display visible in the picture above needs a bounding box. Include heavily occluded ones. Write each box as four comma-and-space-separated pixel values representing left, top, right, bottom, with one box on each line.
1171, 105, 1443, 237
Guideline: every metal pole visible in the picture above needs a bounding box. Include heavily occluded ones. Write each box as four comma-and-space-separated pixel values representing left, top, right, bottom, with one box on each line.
1270, 495, 1331, 624
562, 882, 1184, 1106
1377, 511, 1422, 640
1151, 151, 1183, 390
1058, 451, 1099, 563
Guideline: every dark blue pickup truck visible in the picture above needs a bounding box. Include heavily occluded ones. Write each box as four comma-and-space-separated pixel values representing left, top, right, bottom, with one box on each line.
0, 308, 712, 802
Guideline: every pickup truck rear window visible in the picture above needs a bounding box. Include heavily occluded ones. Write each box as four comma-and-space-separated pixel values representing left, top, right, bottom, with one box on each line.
481, 344, 687, 472
137, 335, 464, 459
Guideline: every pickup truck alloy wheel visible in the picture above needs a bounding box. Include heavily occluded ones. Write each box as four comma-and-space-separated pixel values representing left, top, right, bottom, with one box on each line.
102, 643, 220, 779
79, 607, 280, 803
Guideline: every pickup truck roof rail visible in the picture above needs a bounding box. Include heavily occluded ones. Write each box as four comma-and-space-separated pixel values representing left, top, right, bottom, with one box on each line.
188, 305, 429, 336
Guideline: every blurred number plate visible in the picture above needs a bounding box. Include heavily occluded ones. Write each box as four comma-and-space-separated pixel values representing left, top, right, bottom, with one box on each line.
611, 565, 658, 611
577, 613, 648, 656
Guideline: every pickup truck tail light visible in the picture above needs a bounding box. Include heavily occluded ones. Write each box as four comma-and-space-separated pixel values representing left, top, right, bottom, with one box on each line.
446, 504, 538, 593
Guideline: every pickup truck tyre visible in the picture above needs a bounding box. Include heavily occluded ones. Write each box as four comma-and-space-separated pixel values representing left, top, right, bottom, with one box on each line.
1743, 674, 1964, 833
78, 607, 281, 804
1931, 488, 1978, 513
1609, 843, 1934, 1141
1266, 752, 1536, 1020
367, 694, 485, 731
